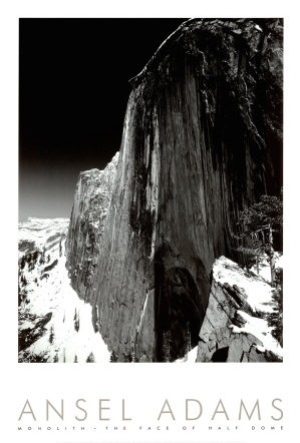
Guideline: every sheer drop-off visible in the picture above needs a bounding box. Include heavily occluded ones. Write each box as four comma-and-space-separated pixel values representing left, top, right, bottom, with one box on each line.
66, 19, 283, 361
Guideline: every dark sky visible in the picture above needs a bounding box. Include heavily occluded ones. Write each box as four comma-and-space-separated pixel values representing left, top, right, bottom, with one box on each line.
19, 18, 186, 221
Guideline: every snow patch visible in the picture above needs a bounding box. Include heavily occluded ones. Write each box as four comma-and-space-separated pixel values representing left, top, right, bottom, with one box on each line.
176, 346, 198, 363
230, 310, 283, 360
18, 218, 110, 363
214, 256, 275, 314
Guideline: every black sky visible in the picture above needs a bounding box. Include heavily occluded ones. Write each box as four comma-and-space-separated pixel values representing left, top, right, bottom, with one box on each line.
19, 18, 186, 221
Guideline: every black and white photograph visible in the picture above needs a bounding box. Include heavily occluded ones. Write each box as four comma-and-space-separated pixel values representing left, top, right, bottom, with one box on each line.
2, 2, 300, 443
18, 17, 283, 364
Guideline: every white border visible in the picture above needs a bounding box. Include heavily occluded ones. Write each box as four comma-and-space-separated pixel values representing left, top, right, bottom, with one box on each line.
1, 1, 299, 442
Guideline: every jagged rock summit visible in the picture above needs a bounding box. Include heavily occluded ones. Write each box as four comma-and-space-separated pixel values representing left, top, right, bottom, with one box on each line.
66, 19, 283, 362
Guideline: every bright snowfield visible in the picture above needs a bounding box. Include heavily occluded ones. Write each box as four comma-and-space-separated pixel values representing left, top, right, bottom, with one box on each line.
176, 254, 283, 363
215, 256, 283, 361
18, 218, 110, 363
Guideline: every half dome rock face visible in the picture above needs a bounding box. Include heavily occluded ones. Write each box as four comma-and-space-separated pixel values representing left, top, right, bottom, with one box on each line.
66, 19, 283, 362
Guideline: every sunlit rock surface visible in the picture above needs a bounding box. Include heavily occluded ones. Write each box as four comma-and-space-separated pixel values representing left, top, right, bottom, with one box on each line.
197, 256, 282, 363
66, 153, 119, 302
66, 19, 283, 362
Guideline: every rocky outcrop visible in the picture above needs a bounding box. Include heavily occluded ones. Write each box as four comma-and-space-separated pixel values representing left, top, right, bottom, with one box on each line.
197, 256, 282, 362
66, 153, 119, 301
67, 19, 283, 361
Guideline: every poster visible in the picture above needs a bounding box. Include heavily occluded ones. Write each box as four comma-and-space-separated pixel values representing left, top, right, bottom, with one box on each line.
1, 1, 300, 443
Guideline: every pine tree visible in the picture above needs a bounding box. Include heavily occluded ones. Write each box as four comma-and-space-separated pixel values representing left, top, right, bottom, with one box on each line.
267, 267, 283, 347
74, 308, 80, 332
237, 194, 283, 286
86, 352, 95, 363
49, 326, 54, 344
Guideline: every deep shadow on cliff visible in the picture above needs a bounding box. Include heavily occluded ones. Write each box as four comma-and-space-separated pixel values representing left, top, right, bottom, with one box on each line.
66, 18, 283, 362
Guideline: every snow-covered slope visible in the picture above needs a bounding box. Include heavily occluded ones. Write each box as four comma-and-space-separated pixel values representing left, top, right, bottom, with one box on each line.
197, 256, 283, 362
18, 218, 110, 363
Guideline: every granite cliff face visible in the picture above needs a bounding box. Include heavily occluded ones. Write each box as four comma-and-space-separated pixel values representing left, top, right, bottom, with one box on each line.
66, 153, 119, 302
66, 19, 283, 361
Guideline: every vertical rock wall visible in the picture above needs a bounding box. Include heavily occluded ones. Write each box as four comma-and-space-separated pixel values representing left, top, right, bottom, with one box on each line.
66, 153, 119, 302
67, 19, 283, 361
